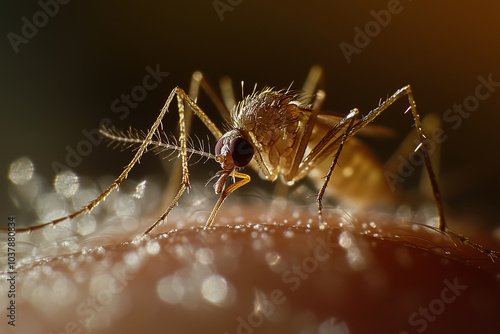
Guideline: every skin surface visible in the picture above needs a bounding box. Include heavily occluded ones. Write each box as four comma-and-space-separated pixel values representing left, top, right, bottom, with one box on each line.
2, 204, 500, 334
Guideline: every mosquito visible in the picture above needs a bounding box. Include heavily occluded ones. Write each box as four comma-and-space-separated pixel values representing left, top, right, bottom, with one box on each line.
3, 66, 499, 259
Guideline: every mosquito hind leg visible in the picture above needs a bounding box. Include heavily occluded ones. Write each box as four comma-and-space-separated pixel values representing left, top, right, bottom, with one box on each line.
384, 113, 442, 201
160, 72, 239, 230
351, 86, 446, 231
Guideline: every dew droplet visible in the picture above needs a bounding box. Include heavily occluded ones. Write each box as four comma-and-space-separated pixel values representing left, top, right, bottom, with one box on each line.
196, 248, 214, 264
8, 157, 34, 185
157, 275, 185, 304
201, 274, 228, 305
54, 171, 79, 198
146, 240, 160, 255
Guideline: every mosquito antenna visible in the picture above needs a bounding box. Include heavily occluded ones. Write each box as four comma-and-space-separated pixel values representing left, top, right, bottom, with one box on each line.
100, 127, 216, 160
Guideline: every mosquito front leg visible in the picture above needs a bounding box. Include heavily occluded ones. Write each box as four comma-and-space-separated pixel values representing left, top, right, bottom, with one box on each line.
0, 84, 177, 234
163, 72, 226, 206
143, 87, 224, 235
143, 88, 191, 234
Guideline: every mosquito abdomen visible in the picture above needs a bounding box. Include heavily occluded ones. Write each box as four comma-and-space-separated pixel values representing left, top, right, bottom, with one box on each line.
308, 137, 395, 208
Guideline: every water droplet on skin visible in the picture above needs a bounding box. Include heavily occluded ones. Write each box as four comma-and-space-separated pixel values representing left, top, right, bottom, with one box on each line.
73, 215, 96, 236
72, 188, 100, 213
265, 251, 280, 265
124, 252, 141, 271
346, 247, 367, 271
157, 275, 185, 304
252, 239, 265, 251
51, 276, 77, 305
36, 192, 68, 221
196, 248, 214, 264
8, 157, 34, 185
113, 196, 137, 217
54, 171, 79, 198
31, 285, 56, 315
146, 240, 161, 255
339, 231, 354, 249
201, 275, 228, 305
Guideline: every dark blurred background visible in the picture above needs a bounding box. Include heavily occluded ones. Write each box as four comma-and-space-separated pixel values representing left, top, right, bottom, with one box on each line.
1, 0, 499, 229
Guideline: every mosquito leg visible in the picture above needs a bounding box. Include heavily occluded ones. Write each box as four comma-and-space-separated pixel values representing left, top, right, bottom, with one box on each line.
161, 72, 239, 227
219, 75, 237, 112
350, 86, 446, 230
144, 87, 224, 234
204, 171, 251, 229
287, 85, 446, 231
384, 113, 442, 198
301, 65, 324, 105
190, 71, 232, 120
272, 67, 325, 204
162, 71, 227, 203
0, 87, 183, 234
291, 104, 358, 183
289, 90, 326, 178
418, 114, 442, 198
317, 110, 358, 228
162, 74, 199, 205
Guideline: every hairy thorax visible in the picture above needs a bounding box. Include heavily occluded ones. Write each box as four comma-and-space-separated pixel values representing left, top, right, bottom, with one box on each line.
232, 90, 306, 181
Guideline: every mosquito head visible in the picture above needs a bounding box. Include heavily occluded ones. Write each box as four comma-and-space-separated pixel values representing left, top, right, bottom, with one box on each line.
215, 130, 254, 170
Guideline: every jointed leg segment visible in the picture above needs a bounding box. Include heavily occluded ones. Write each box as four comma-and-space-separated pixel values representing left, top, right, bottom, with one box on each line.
316, 109, 358, 227
286, 85, 445, 231
143, 87, 224, 234
351, 86, 446, 231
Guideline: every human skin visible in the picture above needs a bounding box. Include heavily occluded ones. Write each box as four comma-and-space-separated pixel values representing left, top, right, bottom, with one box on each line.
2, 205, 500, 334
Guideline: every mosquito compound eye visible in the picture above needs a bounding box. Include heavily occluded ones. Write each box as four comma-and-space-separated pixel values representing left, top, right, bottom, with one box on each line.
215, 138, 225, 156
229, 137, 254, 167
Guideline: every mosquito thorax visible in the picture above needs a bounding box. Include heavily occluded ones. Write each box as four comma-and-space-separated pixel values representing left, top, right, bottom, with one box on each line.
215, 130, 254, 170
